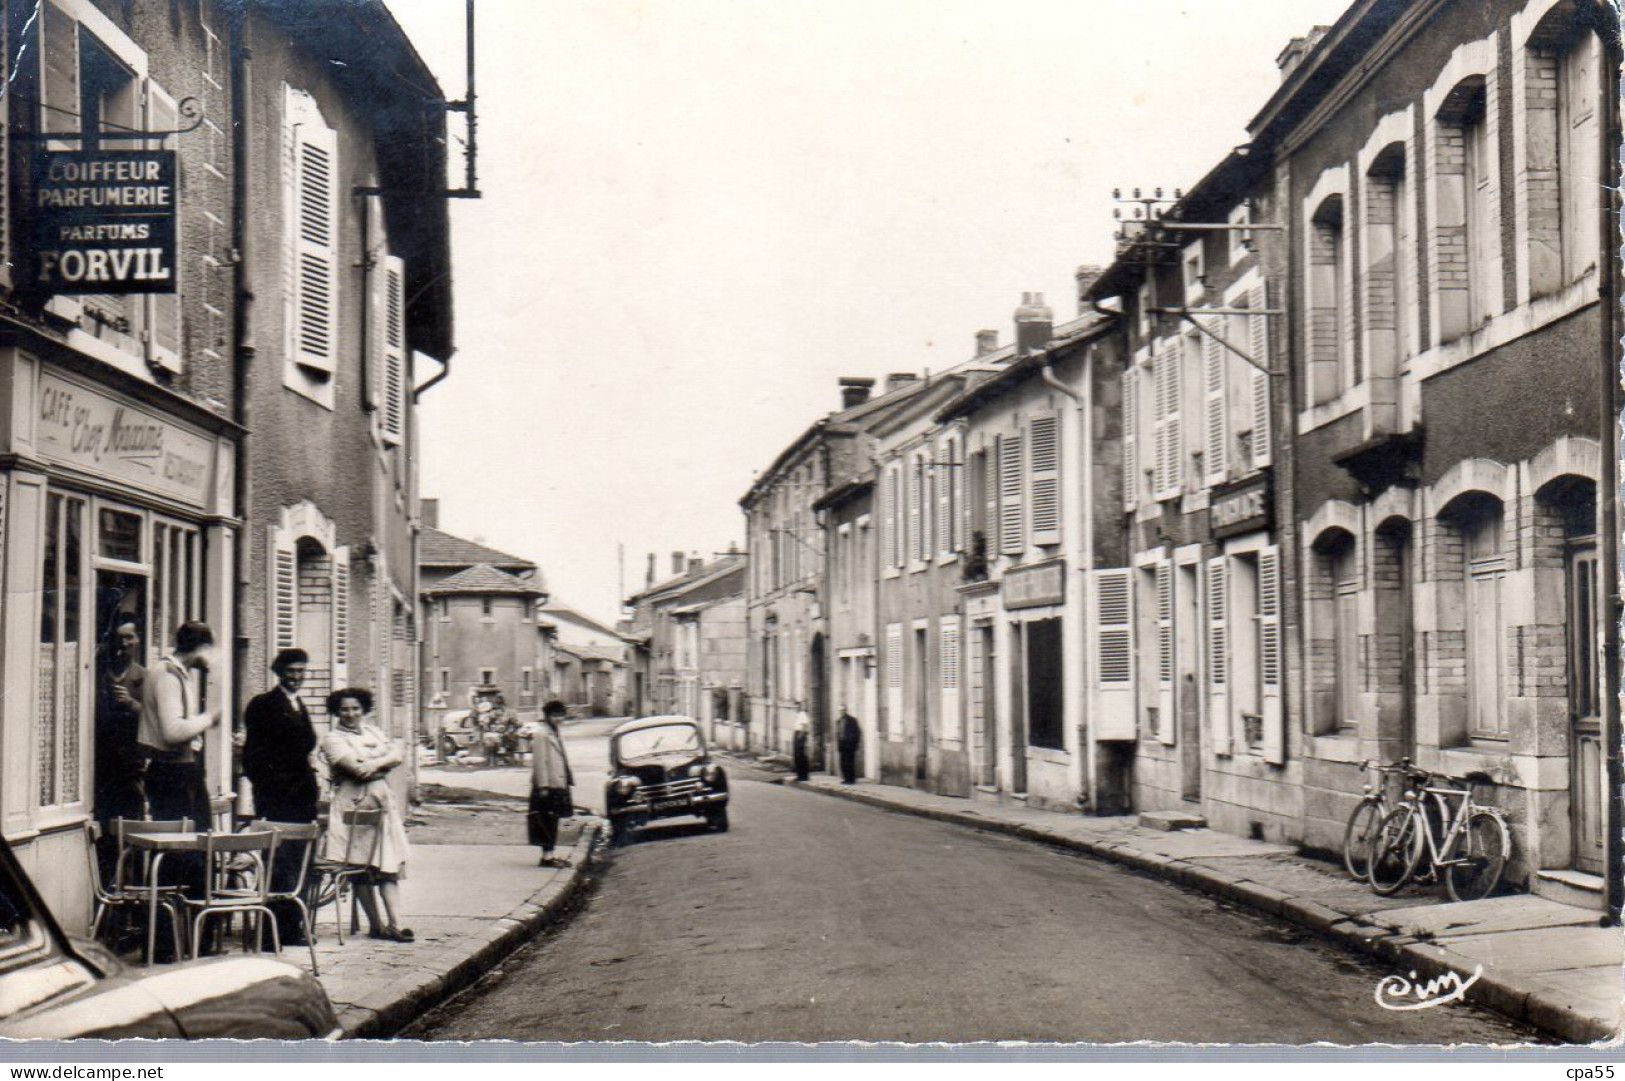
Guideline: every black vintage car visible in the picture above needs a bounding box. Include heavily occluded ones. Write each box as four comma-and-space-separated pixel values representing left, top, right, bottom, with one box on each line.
0, 833, 339, 1040
605, 716, 729, 843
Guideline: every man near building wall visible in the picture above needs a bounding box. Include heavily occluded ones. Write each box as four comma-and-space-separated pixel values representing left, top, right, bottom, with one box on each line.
242, 647, 320, 946
139, 621, 222, 827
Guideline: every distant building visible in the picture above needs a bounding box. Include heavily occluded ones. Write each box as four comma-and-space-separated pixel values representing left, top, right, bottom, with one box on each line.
541, 599, 633, 715
626, 552, 747, 727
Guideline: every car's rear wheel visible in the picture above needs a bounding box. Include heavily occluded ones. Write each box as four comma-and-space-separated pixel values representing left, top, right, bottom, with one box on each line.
706, 808, 729, 833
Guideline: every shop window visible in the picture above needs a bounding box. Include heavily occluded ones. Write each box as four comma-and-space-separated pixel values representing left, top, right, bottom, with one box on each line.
152, 520, 203, 650
97, 508, 142, 563
38, 493, 86, 810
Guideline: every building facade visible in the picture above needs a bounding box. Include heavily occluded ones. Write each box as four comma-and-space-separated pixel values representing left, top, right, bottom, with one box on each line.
626, 552, 746, 721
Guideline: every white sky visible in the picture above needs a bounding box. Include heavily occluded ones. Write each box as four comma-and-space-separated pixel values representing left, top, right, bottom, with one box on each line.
387, 0, 1352, 626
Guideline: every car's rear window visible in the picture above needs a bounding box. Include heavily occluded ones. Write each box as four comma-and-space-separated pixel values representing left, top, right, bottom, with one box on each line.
617, 725, 701, 761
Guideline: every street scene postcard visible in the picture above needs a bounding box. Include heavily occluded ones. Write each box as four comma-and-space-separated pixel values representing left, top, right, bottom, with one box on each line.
0, 0, 1619, 1063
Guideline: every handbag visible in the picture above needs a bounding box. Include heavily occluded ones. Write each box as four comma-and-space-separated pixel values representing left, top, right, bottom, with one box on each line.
543, 787, 574, 818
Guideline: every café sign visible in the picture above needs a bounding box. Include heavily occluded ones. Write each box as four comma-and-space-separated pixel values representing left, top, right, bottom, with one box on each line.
1004, 560, 1066, 611
30, 150, 177, 293
36, 372, 214, 509
1210, 476, 1272, 540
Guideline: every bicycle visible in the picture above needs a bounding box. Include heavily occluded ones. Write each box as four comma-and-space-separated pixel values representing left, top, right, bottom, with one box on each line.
1341, 758, 1423, 880
1367, 770, 1512, 902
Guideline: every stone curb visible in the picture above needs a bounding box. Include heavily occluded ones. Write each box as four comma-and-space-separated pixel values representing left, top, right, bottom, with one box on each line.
792, 779, 1619, 1045
333, 819, 603, 1040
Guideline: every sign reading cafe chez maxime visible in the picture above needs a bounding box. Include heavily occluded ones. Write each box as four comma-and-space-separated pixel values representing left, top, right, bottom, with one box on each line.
30, 149, 177, 293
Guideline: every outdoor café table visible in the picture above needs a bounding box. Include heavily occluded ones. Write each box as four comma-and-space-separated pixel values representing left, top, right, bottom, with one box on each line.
121, 830, 209, 966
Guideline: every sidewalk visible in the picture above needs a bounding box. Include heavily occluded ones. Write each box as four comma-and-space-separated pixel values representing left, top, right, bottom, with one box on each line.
304, 782, 602, 1038
772, 766, 1622, 1044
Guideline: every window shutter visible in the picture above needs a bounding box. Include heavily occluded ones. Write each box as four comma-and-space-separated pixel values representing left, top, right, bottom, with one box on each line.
952, 436, 966, 552
1093, 569, 1135, 740
985, 439, 1000, 550
270, 530, 297, 653
1154, 343, 1183, 498
1155, 560, 1175, 743
331, 545, 351, 688
885, 623, 904, 743
145, 83, 182, 372
1121, 369, 1138, 508
906, 459, 921, 564
292, 110, 338, 374
1028, 413, 1061, 545
1248, 285, 1272, 467
1203, 323, 1227, 485
381, 254, 407, 446
365, 203, 386, 411
939, 617, 961, 741
936, 445, 951, 556
40, 1, 78, 143
999, 427, 1024, 554
1259, 545, 1284, 764
1207, 556, 1230, 755
918, 455, 933, 560
884, 468, 898, 569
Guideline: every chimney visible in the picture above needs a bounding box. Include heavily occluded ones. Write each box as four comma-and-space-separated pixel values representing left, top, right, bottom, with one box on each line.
1014, 292, 1053, 356
838, 376, 875, 409
1074, 265, 1105, 315
1276, 26, 1330, 82
671, 551, 685, 576
689, 551, 704, 574
885, 372, 919, 394
975, 329, 998, 356
646, 553, 656, 588
419, 498, 439, 529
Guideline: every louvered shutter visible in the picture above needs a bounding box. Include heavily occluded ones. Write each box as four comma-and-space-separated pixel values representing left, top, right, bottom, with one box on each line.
885, 623, 904, 742
1248, 285, 1272, 468
952, 436, 967, 552
270, 530, 297, 653
331, 546, 351, 687
366, 203, 386, 411
1203, 322, 1226, 485
1563, 33, 1600, 281
145, 83, 182, 371
1093, 569, 1135, 740
381, 254, 407, 445
292, 112, 338, 374
1259, 545, 1284, 764
1121, 369, 1138, 508
985, 440, 1000, 551
939, 617, 961, 740
1207, 556, 1231, 755
1153, 342, 1183, 498
918, 455, 933, 560
40, 2, 77, 144
999, 428, 1024, 554
887, 467, 900, 569
936, 444, 952, 556
1155, 561, 1175, 743
906, 459, 920, 564
1028, 413, 1061, 545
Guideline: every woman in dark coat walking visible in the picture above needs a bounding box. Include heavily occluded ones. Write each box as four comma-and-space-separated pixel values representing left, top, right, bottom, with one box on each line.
526, 701, 575, 867
791, 708, 812, 782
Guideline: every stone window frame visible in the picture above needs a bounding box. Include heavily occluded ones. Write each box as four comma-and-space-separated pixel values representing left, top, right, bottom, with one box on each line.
1422, 33, 1504, 349
1511, 0, 1604, 305
1357, 107, 1421, 438
1302, 500, 1364, 741
1300, 164, 1355, 414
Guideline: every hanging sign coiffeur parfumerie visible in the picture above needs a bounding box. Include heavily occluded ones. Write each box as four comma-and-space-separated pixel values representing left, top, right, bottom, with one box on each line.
31, 149, 178, 294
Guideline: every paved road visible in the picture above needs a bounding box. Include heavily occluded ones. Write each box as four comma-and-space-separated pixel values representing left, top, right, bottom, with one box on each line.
411, 760, 1534, 1044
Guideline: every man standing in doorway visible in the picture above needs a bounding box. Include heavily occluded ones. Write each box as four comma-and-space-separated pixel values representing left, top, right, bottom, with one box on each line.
836, 706, 861, 785
243, 648, 319, 946
139, 621, 222, 827
94, 619, 147, 884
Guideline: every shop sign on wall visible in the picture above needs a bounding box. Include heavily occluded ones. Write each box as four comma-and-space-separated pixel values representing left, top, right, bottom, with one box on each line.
36, 372, 213, 509
30, 150, 178, 293
1004, 560, 1066, 611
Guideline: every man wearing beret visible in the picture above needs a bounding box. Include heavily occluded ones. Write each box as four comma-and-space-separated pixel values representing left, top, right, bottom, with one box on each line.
243, 648, 320, 945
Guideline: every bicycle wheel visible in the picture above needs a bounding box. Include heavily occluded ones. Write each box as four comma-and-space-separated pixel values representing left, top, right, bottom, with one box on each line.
1342, 798, 1385, 880
1445, 810, 1509, 903
1368, 804, 1425, 895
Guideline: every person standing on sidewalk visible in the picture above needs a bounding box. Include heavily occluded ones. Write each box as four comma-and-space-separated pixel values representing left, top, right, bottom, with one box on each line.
322, 688, 413, 943
836, 706, 861, 785
139, 621, 222, 826
242, 648, 319, 947
792, 709, 812, 782
526, 701, 574, 867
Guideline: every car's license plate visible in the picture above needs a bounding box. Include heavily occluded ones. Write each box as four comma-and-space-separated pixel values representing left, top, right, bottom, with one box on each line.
653, 798, 691, 811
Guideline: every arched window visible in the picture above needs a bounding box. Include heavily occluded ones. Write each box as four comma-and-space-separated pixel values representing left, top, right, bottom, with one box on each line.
1309, 528, 1359, 735
1364, 144, 1415, 368
1308, 194, 1349, 404
1434, 77, 1499, 338
1521, 2, 1600, 296
1446, 494, 1508, 740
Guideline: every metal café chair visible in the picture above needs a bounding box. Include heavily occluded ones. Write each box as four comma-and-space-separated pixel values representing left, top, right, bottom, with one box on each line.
309, 804, 383, 945
84, 821, 183, 960
259, 821, 322, 975
112, 817, 196, 963
210, 793, 236, 834
179, 829, 278, 960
